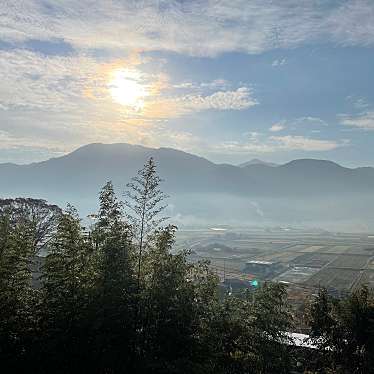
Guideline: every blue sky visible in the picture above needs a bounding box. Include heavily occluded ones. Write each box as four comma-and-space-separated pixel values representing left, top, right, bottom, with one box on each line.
1, 0, 374, 166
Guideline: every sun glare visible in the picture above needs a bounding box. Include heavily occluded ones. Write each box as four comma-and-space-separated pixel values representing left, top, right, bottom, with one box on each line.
109, 69, 148, 109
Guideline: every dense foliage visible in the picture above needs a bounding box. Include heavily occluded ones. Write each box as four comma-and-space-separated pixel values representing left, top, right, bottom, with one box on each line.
0, 160, 373, 374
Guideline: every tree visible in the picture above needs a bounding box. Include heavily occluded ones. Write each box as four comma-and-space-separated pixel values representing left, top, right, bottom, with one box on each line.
123, 157, 168, 291
249, 282, 293, 373
92, 182, 136, 371
141, 225, 197, 371
308, 286, 374, 373
40, 205, 97, 373
195, 282, 293, 374
0, 208, 37, 372
0, 198, 62, 253
95, 182, 134, 294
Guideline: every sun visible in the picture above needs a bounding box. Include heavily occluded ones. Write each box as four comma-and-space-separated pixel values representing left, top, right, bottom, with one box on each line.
109, 69, 148, 109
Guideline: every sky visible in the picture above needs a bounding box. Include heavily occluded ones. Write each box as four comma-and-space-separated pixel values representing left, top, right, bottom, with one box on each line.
1, 0, 374, 166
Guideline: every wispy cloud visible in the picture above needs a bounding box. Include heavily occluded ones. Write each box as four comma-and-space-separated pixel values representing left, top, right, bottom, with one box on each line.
0, 49, 98, 111
346, 95, 370, 110
328, 0, 374, 47
291, 117, 328, 128
271, 135, 347, 152
269, 123, 285, 132
174, 79, 230, 91
219, 133, 347, 154
272, 58, 286, 67
1, 1, 374, 57
176, 87, 257, 112
1, 0, 372, 163
272, 117, 329, 132
340, 111, 374, 130
0, 48, 257, 159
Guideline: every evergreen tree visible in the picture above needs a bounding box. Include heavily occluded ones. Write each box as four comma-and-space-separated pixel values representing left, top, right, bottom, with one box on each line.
40, 205, 96, 373
141, 225, 201, 372
199, 283, 293, 374
249, 283, 293, 373
92, 182, 136, 372
308, 286, 374, 374
0, 209, 37, 372
3, 168, 374, 374
124, 157, 168, 291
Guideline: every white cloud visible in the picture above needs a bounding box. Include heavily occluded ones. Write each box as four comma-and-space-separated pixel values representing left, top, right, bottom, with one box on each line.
346, 95, 370, 109
328, 0, 374, 47
270, 135, 346, 152
219, 134, 347, 154
0, 49, 98, 111
340, 111, 374, 130
272, 117, 329, 131
292, 117, 328, 127
1, 1, 374, 57
0, 49, 255, 117
0, 48, 258, 162
177, 87, 258, 112
272, 58, 286, 67
1, 1, 372, 163
173, 79, 230, 91
269, 123, 285, 132
221, 140, 275, 154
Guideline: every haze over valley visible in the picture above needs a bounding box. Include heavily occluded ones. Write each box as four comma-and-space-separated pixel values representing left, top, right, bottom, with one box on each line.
1, 142, 374, 231
2, 2, 374, 372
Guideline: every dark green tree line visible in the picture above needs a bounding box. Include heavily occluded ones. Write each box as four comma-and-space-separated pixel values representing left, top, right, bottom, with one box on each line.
0, 159, 373, 374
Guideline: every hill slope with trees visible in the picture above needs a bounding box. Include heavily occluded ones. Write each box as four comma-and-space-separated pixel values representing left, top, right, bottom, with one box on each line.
1, 158, 373, 373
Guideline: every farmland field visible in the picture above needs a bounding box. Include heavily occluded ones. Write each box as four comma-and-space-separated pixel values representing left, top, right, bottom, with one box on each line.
298, 245, 326, 253
177, 227, 374, 293
292, 253, 337, 268
318, 245, 351, 254
305, 268, 360, 290
275, 267, 319, 284
327, 255, 371, 269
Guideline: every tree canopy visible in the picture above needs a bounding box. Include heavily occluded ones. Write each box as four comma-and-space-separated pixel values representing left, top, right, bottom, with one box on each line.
0, 159, 373, 374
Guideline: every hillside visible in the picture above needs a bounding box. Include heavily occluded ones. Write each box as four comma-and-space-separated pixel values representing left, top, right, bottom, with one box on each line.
1, 143, 374, 229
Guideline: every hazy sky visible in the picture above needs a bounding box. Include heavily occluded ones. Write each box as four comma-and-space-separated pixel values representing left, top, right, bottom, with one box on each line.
1, 0, 374, 166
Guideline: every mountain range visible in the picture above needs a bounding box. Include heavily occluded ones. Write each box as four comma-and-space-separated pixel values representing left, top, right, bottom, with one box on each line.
239, 159, 278, 168
1, 143, 374, 230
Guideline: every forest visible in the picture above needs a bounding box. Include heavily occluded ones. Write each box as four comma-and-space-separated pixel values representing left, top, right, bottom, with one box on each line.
1, 159, 373, 374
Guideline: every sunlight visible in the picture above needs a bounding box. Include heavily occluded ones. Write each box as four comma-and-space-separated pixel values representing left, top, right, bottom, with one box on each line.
108, 69, 148, 109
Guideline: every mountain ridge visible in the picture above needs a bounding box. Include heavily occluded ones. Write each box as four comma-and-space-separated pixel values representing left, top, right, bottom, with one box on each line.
1, 142, 372, 170
1, 143, 373, 229
239, 159, 278, 168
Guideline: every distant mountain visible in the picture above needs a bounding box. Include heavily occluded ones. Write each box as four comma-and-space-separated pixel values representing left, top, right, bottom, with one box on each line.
1, 143, 374, 230
239, 159, 278, 168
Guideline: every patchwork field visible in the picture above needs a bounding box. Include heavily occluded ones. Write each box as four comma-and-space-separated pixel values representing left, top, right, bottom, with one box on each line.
177, 227, 374, 293
328, 255, 370, 269
292, 253, 337, 268
305, 268, 360, 290
275, 267, 320, 284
